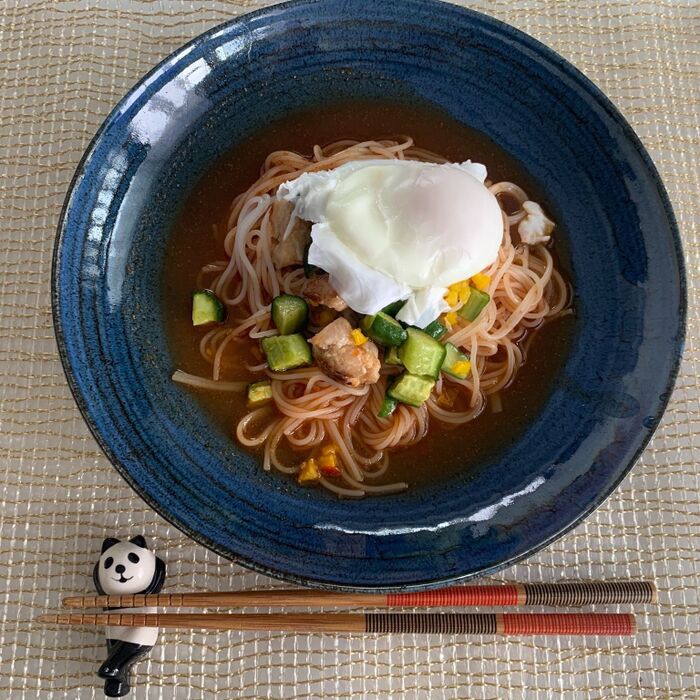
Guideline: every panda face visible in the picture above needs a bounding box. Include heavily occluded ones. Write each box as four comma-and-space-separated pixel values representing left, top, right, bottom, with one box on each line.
97, 540, 157, 595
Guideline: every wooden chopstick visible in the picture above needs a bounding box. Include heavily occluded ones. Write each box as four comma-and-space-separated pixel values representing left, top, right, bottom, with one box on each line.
38, 611, 637, 636
62, 581, 656, 611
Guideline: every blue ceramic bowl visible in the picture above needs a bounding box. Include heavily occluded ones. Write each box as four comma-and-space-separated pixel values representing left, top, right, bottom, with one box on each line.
52, 0, 685, 590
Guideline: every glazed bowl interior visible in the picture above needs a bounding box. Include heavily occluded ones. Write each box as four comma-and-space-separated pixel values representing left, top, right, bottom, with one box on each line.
53, 0, 684, 590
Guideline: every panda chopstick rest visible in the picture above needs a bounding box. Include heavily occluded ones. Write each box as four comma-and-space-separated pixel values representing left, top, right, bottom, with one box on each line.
93, 536, 166, 697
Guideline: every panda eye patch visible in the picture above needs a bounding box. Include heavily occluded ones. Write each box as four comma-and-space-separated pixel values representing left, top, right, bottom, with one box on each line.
104, 557, 114, 569
128, 553, 140, 564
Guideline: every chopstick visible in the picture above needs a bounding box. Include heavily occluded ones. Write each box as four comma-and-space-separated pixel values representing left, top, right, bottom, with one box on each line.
38, 611, 637, 636
62, 580, 656, 610
47, 582, 651, 638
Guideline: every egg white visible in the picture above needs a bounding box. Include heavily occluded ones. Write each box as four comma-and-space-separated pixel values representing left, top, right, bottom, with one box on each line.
278, 159, 502, 326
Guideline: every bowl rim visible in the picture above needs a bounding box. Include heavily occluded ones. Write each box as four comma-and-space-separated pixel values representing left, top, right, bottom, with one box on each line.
51, 0, 687, 591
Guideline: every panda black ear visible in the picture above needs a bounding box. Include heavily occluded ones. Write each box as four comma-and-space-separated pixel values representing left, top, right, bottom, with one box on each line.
101, 537, 120, 554
129, 535, 147, 549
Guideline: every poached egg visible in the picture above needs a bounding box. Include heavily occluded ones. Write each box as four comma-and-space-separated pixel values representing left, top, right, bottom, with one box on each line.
278, 159, 502, 327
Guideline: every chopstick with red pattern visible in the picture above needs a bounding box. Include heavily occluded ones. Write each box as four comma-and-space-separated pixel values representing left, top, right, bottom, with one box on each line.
38, 611, 636, 636
61, 580, 655, 610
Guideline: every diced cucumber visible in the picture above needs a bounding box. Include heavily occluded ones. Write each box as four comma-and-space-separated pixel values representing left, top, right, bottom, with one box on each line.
360, 312, 407, 347
271, 294, 308, 334
398, 328, 447, 379
378, 394, 398, 418
388, 373, 435, 407
382, 300, 406, 317
422, 319, 447, 340
247, 380, 273, 408
441, 342, 472, 379
384, 346, 403, 366
458, 287, 490, 322
192, 290, 225, 326
261, 334, 311, 371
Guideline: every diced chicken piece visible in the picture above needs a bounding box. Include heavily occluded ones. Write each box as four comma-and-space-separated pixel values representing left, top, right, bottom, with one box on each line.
303, 274, 348, 311
270, 199, 311, 268
517, 200, 555, 245
309, 317, 380, 387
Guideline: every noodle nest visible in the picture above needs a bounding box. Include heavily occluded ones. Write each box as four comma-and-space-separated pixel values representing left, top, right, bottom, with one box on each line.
174, 138, 570, 497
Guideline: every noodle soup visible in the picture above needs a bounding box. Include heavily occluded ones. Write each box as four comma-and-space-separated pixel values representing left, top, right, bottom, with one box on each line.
164, 100, 573, 495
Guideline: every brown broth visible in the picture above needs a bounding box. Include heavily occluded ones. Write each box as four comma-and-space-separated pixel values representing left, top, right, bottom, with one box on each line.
163, 100, 574, 488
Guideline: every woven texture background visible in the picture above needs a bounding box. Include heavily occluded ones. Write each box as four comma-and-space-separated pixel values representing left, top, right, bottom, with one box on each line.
1, 1, 698, 698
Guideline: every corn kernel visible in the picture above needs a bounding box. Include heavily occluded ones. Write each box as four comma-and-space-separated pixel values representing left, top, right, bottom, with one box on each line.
351, 328, 368, 346
321, 444, 336, 455
319, 454, 337, 468
445, 311, 458, 326
458, 286, 471, 304
471, 273, 491, 291
445, 290, 459, 307
452, 360, 472, 377
298, 458, 320, 485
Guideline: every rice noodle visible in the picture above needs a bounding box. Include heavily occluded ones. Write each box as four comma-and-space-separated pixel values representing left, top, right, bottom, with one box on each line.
172, 370, 247, 392
175, 138, 570, 497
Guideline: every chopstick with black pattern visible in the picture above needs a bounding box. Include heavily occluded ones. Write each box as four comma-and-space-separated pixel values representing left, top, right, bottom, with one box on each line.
62, 580, 656, 610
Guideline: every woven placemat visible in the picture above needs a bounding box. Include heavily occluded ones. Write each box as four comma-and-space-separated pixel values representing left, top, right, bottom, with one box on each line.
1, 1, 698, 698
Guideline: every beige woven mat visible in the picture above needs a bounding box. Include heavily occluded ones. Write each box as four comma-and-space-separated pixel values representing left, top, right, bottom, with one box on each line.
1, 0, 698, 697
